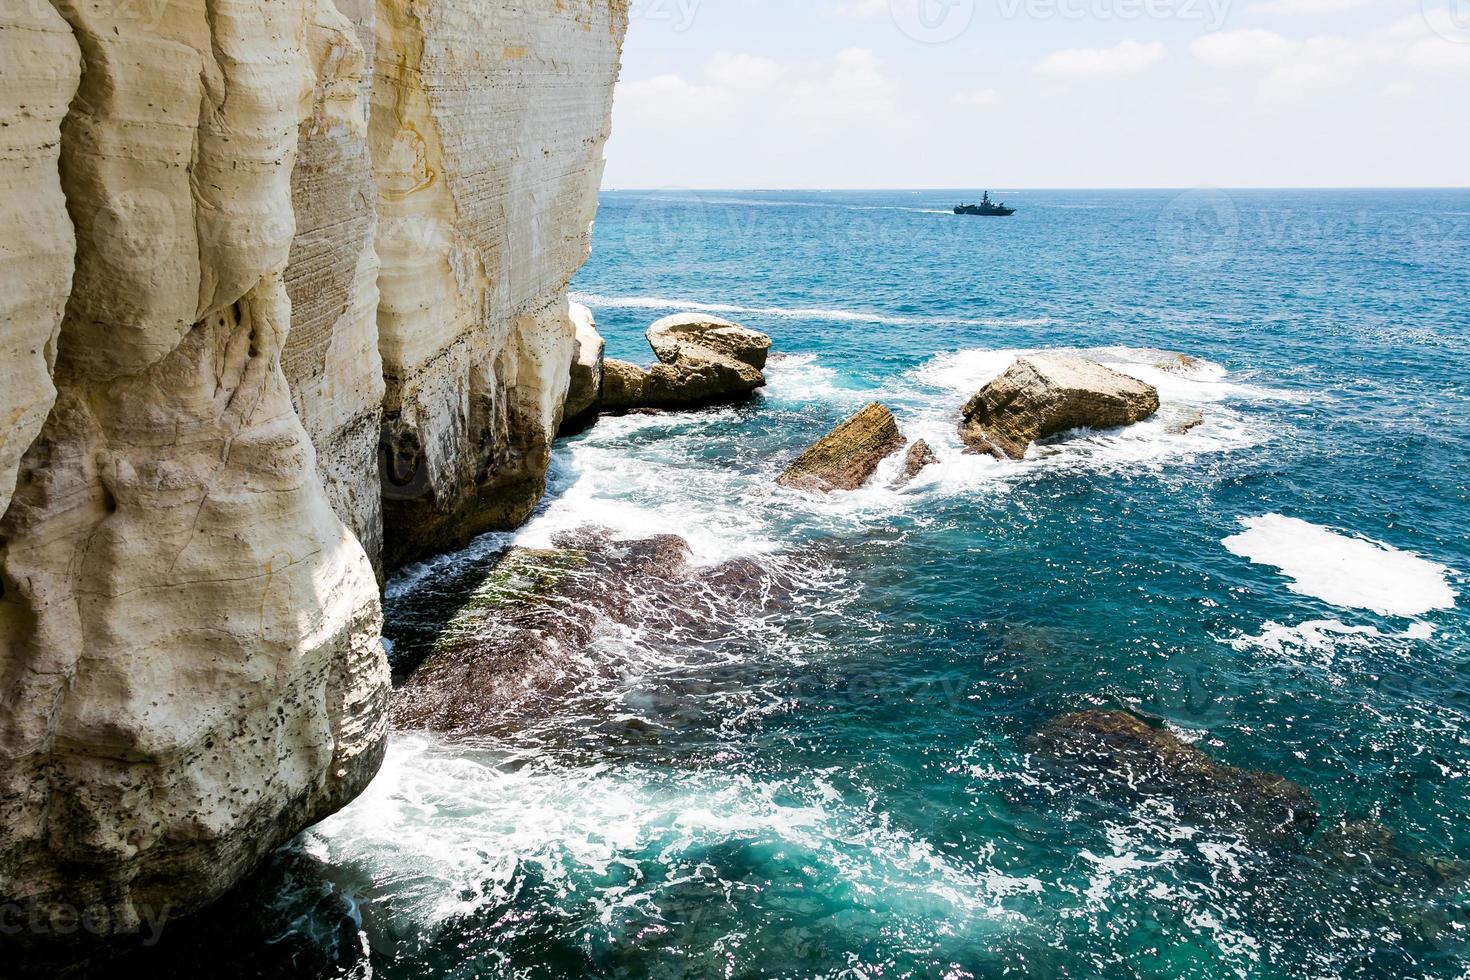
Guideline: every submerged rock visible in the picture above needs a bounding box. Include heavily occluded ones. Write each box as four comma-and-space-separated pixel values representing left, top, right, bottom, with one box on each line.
959, 355, 1161, 459
892, 439, 939, 487
778, 402, 906, 493
562, 302, 606, 425
1168, 409, 1206, 435
1029, 710, 1317, 845
392, 529, 786, 739
1156, 351, 1204, 374
598, 312, 772, 411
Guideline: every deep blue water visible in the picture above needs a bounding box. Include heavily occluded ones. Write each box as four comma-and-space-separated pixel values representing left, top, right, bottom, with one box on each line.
216, 191, 1470, 978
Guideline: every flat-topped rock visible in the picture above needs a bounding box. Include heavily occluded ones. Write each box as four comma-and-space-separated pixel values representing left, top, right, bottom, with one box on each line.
778, 402, 906, 493
959, 354, 1160, 459
649, 312, 771, 370
1029, 710, 1317, 846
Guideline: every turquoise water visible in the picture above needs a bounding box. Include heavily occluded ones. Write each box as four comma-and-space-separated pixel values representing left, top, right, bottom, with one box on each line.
148, 191, 1470, 978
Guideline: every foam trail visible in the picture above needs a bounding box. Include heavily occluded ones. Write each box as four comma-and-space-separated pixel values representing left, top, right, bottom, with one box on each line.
1223, 515, 1458, 618
571, 293, 1051, 329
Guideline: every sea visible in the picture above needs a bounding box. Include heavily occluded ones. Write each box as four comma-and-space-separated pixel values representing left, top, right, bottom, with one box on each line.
139, 190, 1470, 978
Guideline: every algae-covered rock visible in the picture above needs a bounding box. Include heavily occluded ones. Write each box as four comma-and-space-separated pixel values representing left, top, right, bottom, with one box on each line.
1029, 710, 1317, 845
778, 402, 906, 493
392, 529, 782, 738
959, 355, 1161, 459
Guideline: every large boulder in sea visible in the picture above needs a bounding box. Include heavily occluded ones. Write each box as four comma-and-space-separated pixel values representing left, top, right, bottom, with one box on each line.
597, 312, 772, 411
648, 311, 772, 370
562, 302, 605, 424
778, 402, 906, 492
1028, 710, 1317, 846
959, 354, 1161, 459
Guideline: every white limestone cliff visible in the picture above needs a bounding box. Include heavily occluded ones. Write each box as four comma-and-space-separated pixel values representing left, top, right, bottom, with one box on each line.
0, 0, 627, 960
372, 0, 627, 568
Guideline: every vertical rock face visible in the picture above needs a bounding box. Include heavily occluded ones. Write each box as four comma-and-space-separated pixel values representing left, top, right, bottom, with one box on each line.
284, 0, 387, 575
0, 0, 390, 952
0, 0, 627, 960
0, 8, 78, 520
372, 0, 629, 570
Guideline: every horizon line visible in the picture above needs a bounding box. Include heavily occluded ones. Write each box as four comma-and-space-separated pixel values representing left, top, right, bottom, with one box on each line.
600, 185, 1470, 193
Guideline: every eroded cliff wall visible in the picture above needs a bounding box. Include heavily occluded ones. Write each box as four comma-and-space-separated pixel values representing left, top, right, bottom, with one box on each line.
0, 0, 627, 957
372, 1, 627, 569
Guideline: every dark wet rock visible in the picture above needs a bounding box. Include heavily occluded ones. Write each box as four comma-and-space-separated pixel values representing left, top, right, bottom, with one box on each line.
891, 439, 938, 487
778, 402, 906, 493
959, 355, 1161, 460
1301, 821, 1470, 952
391, 528, 786, 739
1028, 710, 1317, 845
597, 313, 771, 412
1313, 821, 1466, 886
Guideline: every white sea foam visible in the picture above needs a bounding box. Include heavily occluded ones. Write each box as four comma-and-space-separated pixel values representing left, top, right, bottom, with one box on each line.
309, 737, 1041, 948
571, 292, 1051, 329
1223, 515, 1458, 618
887, 346, 1282, 488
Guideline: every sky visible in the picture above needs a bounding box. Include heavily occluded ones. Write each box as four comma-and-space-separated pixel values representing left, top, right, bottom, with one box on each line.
600, 0, 1470, 188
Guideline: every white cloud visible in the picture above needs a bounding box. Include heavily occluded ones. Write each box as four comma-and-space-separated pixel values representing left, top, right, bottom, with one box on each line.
615, 74, 735, 123
791, 48, 899, 119
617, 49, 898, 130
1191, 29, 1302, 67
1037, 40, 1167, 78
1405, 36, 1470, 71
703, 52, 785, 92
951, 88, 1000, 107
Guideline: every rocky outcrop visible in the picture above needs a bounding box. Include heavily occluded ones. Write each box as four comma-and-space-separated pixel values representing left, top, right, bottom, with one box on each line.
1029, 710, 1317, 845
561, 302, 605, 425
599, 313, 771, 411
892, 439, 939, 487
0, 0, 629, 962
393, 529, 778, 739
778, 403, 906, 493
0, 0, 391, 960
959, 355, 1161, 459
647, 312, 772, 371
